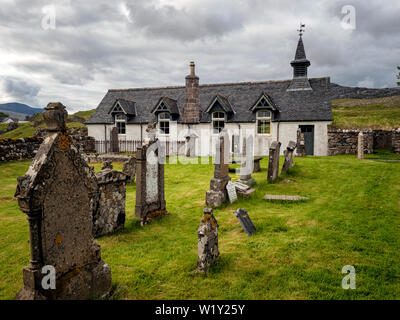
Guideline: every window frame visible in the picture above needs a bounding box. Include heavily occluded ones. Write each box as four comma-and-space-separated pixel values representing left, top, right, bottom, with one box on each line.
256, 110, 271, 135
116, 120, 126, 135
212, 111, 225, 134
158, 112, 170, 135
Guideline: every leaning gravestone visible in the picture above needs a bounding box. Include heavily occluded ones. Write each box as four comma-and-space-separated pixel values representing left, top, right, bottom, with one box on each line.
135, 139, 167, 225
267, 141, 281, 182
358, 132, 364, 160
237, 135, 255, 187
234, 208, 256, 236
196, 208, 219, 274
226, 181, 237, 203
281, 140, 297, 174
14, 102, 111, 300
206, 130, 231, 207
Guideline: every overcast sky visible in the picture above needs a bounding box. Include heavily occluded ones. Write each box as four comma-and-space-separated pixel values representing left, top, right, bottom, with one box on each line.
0, 0, 399, 112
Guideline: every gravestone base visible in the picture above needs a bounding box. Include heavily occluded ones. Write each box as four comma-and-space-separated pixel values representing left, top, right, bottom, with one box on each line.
141, 209, 169, 226
237, 176, 255, 187
16, 260, 111, 300
237, 188, 255, 198
206, 176, 230, 207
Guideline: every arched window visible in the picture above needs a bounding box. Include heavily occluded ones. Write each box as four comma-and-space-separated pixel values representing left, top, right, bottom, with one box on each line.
159, 112, 170, 134
212, 112, 225, 134
257, 110, 271, 134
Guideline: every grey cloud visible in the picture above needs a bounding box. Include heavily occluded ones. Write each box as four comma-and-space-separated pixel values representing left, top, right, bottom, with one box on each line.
1, 77, 41, 106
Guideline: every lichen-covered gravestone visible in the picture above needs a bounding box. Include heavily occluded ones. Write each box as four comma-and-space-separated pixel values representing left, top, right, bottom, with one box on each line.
122, 156, 136, 182
196, 208, 219, 273
93, 163, 128, 238
296, 128, 306, 157
267, 141, 281, 182
14, 102, 111, 300
206, 130, 231, 207
281, 140, 297, 174
135, 139, 167, 225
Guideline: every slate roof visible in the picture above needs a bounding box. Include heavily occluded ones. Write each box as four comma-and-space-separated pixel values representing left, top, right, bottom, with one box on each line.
151, 96, 180, 114
86, 77, 332, 125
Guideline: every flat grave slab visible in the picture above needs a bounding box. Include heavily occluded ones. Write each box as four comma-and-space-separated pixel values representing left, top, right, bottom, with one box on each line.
263, 194, 309, 201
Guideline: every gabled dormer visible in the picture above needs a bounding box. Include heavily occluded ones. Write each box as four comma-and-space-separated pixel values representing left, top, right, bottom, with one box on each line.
109, 98, 136, 116
205, 93, 235, 115
249, 92, 277, 112
151, 96, 180, 121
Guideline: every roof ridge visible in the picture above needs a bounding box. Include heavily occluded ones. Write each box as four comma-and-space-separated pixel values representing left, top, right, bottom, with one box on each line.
107, 77, 330, 92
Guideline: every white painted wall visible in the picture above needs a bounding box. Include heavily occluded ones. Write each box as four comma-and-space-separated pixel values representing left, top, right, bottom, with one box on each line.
87, 121, 331, 156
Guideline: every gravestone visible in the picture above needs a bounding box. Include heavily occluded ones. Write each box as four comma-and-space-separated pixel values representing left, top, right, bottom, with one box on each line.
93, 166, 128, 238
122, 156, 136, 182
110, 127, 119, 153
234, 181, 255, 198
206, 130, 231, 207
358, 132, 364, 160
281, 140, 297, 174
234, 209, 256, 236
226, 181, 237, 203
296, 128, 306, 157
14, 102, 111, 300
237, 135, 255, 187
267, 141, 281, 182
196, 208, 219, 274
232, 134, 240, 157
135, 139, 167, 225
185, 133, 197, 157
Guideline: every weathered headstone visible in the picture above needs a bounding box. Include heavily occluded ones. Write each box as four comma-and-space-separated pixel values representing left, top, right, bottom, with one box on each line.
267, 141, 281, 182
226, 181, 237, 203
185, 133, 197, 157
234, 181, 255, 198
122, 156, 136, 182
206, 130, 231, 207
196, 208, 219, 273
14, 102, 111, 300
296, 128, 306, 157
93, 167, 128, 238
281, 140, 297, 174
234, 208, 256, 236
358, 132, 364, 160
110, 127, 119, 153
135, 139, 167, 225
237, 135, 255, 187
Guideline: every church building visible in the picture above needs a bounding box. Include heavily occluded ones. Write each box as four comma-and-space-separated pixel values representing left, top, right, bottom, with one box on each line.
86, 33, 332, 156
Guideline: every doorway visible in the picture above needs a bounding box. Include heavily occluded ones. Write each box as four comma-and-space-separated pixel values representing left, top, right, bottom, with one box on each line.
299, 125, 314, 155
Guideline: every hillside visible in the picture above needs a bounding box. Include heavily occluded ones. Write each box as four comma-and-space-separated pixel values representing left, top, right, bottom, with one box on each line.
0, 102, 43, 116
331, 95, 400, 130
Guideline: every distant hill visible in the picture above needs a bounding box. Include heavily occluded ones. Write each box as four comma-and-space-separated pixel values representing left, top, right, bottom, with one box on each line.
0, 102, 43, 116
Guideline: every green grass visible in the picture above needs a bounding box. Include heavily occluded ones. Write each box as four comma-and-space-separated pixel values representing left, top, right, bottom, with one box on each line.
72, 109, 94, 120
0, 121, 85, 138
332, 95, 400, 130
0, 154, 399, 300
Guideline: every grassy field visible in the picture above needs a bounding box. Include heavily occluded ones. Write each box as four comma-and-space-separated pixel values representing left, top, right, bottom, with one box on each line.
0, 153, 399, 300
331, 95, 400, 129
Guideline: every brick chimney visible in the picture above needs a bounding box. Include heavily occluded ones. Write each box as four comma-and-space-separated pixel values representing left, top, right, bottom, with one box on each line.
182, 61, 201, 123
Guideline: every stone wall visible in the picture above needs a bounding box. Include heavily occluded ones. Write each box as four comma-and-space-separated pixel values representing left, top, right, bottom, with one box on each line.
328, 129, 374, 155
392, 128, 400, 153
0, 137, 43, 161
328, 128, 400, 155
0, 127, 95, 162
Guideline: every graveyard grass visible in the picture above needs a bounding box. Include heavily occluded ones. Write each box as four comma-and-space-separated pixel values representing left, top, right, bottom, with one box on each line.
1, 152, 400, 300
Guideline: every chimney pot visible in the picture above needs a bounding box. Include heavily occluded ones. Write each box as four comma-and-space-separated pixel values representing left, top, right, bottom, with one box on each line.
190, 61, 195, 76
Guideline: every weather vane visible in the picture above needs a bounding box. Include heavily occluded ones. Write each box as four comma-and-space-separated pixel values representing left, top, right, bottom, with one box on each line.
297, 23, 306, 36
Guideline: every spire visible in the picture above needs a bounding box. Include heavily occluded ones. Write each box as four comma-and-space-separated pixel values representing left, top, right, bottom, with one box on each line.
287, 23, 312, 91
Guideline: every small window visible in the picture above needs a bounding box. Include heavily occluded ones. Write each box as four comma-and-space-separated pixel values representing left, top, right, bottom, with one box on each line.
257, 110, 271, 134
159, 112, 170, 134
212, 112, 225, 134
116, 121, 126, 134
